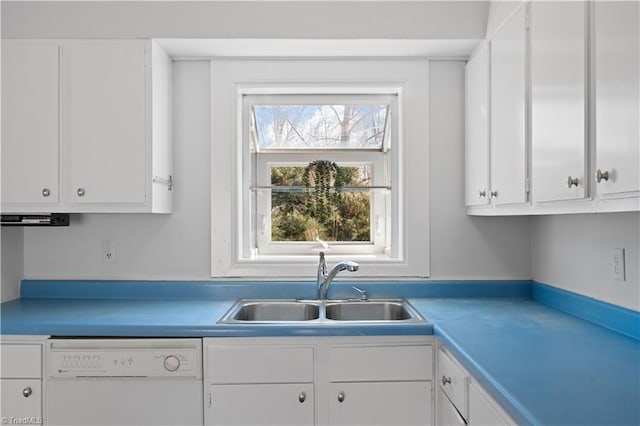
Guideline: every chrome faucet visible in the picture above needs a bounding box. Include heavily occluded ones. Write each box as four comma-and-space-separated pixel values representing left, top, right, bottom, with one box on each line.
316, 251, 359, 300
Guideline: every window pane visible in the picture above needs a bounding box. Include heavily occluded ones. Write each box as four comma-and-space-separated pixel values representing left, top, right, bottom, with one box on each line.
270, 165, 371, 242
253, 104, 388, 150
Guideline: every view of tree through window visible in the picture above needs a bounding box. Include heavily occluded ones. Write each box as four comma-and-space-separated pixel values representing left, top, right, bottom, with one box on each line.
270, 163, 371, 242
249, 99, 390, 249
253, 103, 387, 150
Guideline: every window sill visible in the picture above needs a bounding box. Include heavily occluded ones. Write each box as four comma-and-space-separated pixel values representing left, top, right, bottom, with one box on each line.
215, 254, 428, 279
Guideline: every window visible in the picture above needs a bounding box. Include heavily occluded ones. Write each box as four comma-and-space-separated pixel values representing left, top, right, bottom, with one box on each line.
210, 60, 429, 278
246, 95, 395, 257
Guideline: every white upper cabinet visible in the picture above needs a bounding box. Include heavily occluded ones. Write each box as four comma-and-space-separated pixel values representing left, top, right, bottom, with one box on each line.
2, 41, 61, 207
467, 1, 639, 215
594, 1, 640, 199
465, 43, 490, 207
531, 1, 587, 203
66, 41, 148, 206
1, 39, 173, 214
490, 4, 528, 206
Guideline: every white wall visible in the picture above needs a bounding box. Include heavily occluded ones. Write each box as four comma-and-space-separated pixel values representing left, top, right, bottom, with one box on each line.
1, 228, 24, 301
532, 213, 640, 312
1, 1, 488, 40
23, 62, 212, 280
428, 61, 531, 279
21, 60, 532, 281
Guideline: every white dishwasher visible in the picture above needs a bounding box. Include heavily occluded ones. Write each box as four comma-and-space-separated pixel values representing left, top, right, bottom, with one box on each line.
46, 338, 203, 426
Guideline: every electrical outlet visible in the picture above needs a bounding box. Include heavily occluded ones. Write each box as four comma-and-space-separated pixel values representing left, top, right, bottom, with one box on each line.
102, 240, 117, 264
613, 248, 625, 281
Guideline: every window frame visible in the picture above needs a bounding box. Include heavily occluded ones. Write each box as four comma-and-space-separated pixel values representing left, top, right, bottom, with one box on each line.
210, 59, 430, 278
245, 93, 396, 258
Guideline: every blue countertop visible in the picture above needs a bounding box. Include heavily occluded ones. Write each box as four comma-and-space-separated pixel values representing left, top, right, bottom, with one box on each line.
1, 280, 639, 426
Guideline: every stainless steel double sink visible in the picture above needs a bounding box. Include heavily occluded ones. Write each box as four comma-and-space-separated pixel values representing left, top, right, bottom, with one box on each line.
218, 299, 426, 324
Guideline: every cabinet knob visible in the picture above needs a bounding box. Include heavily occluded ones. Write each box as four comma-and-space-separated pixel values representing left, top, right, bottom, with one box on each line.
337, 392, 345, 403
490, 190, 498, 198
596, 169, 609, 183
567, 176, 579, 188
77, 188, 85, 197
42, 188, 50, 197
298, 392, 306, 403
22, 387, 32, 398
479, 190, 487, 198
442, 376, 452, 386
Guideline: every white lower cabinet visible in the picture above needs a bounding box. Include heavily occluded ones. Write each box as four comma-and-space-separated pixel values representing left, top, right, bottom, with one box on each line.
327, 342, 433, 426
436, 343, 514, 426
328, 381, 431, 426
208, 384, 314, 426
205, 341, 314, 426
204, 336, 434, 426
438, 392, 467, 426
0, 336, 48, 425
1, 379, 43, 421
468, 380, 512, 426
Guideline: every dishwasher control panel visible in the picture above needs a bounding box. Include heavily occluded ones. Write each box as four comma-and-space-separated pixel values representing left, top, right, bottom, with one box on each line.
47, 338, 202, 379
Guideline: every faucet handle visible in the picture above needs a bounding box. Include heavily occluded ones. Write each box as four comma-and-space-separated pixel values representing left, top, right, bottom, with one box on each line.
352, 286, 368, 301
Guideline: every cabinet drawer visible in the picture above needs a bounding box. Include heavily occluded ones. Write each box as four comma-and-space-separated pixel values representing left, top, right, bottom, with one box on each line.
329, 345, 432, 382
438, 348, 468, 420
207, 346, 314, 384
0, 379, 42, 420
1, 344, 41, 379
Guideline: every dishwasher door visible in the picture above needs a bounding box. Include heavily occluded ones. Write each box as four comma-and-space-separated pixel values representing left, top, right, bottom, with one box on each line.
46, 338, 203, 426
47, 379, 202, 426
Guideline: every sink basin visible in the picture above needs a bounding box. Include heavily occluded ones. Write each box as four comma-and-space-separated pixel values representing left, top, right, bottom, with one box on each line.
219, 300, 320, 323
325, 300, 422, 322
218, 299, 426, 324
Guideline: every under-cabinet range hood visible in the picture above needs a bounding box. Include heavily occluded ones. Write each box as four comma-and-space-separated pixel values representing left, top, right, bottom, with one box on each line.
1, 213, 69, 226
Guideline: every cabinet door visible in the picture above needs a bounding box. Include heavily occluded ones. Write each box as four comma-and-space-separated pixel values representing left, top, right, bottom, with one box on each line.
468, 381, 513, 426
0, 379, 42, 421
1, 41, 60, 205
490, 5, 527, 205
328, 382, 432, 426
531, 1, 586, 203
66, 40, 147, 205
594, 1, 640, 197
438, 390, 466, 426
206, 384, 314, 426
465, 43, 490, 207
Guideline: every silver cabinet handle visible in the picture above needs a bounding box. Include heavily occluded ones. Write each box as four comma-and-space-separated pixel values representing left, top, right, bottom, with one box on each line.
596, 169, 609, 183
442, 376, 452, 386
337, 392, 345, 403
42, 188, 50, 197
23, 387, 32, 398
479, 190, 486, 198
77, 188, 85, 197
490, 190, 498, 198
298, 392, 306, 403
567, 176, 579, 188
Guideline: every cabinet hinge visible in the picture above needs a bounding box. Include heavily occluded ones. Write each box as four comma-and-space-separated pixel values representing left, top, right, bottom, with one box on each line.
525, 178, 531, 194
